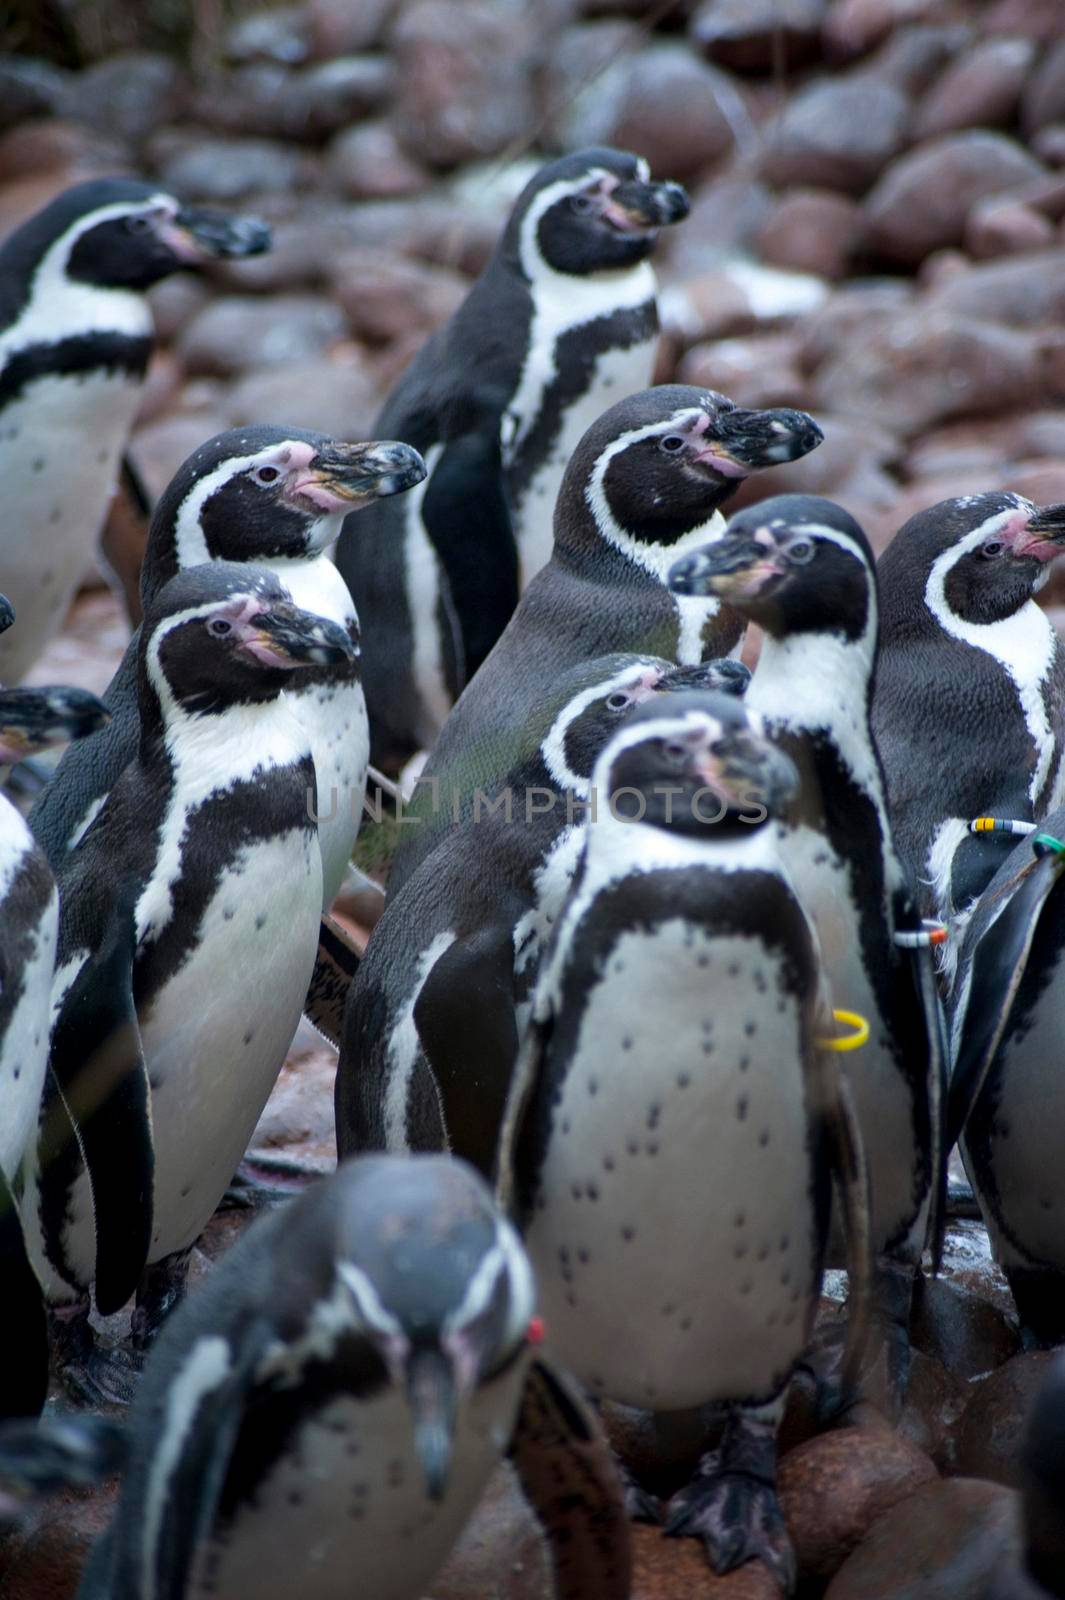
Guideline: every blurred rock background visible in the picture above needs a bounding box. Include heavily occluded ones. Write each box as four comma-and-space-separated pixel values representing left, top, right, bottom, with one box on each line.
2, 3, 1065, 1596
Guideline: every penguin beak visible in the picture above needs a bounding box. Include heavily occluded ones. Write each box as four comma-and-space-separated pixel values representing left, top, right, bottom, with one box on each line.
601, 178, 690, 233
0, 594, 13, 635
696, 731, 798, 819
692, 408, 824, 478
239, 604, 356, 670
0, 688, 110, 764
289, 442, 427, 512
159, 206, 272, 263
669, 537, 783, 601
406, 1348, 459, 1502
1018, 503, 1065, 561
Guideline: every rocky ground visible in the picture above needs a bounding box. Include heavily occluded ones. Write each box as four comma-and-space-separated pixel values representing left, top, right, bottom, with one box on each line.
3, 0, 1065, 1594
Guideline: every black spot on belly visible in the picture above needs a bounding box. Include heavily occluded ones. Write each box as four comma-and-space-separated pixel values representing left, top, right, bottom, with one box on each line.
736, 1096, 748, 1121
223, 908, 235, 922
759, 1128, 771, 1148
621, 1036, 632, 1051
646, 1102, 661, 1130
32, 456, 43, 472
588, 1076, 599, 1096
734, 1210, 745, 1228
622, 1225, 635, 1242
49, 507, 61, 524
243, 1030, 254, 1046
744, 1020, 757, 1037
255, 914, 267, 931
677, 1072, 690, 1088
287, 1489, 303, 1507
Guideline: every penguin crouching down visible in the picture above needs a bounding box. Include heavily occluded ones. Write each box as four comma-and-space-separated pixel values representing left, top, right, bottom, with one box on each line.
387, 384, 823, 895
21, 563, 355, 1405
499, 695, 870, 1589
77, 1155, 630, 1600
29, 424, 425, 907
948, 802, 1065, 1345
0, 684, 109, 1421
0, 179, 270, 685
872, 493, 1065, 961
335, 654, 750, 1174
335, 147, 690, 770
670, 496, 946, 1414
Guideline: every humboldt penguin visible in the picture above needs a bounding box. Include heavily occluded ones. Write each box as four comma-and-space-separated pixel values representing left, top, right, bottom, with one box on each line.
69, 1154, 629, 1600
948, 804, 1065, 1345
499, 695, 869, 1588
335, 147, 691, 770
0, 684, 108, 1420
670, 494, 946, 1411
21, 563, 354, 1403
335, 655, 749, 1173
29, 425, 425, 907
388, 383, 823, 894
872, 492, 1065, 957
0, 177, 269, 684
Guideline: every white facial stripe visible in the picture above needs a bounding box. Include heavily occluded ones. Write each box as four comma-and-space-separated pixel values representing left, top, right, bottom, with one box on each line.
1, 196, 175, 360
141, 1335, 232, 1600
540, 659, 663, 793
924, 502, 1057, 807
384, 929, 456, 1150
585, 410, 729, 581
444, 1242, 505, 1337
171, 439, 323, 569
337, 1260, 405, 1338
518, 170, 613, 282
144, 594, 257, 716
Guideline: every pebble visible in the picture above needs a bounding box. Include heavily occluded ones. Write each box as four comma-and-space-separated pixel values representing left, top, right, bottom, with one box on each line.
690, 0, 826, 74
754, 187, 865, 279
913, 36, 1036, 140
224, 353, 382, 438
331, 244, 469, 344
760, 77, 910, 195
177, 292, 347, 377
954, 1352, 1062, 1489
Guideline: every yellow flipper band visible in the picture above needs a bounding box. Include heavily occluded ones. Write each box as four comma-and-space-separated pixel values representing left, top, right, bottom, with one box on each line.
817, 1009, 870, 1052
969, 816, 1035, 836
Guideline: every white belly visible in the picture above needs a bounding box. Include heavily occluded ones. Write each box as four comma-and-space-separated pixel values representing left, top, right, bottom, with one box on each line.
0, 369, 142, 682
508, 336, 657, 587
141, 828, 322, 1258
263, 556, 369, 907
190, 1363, 529, 1600
780, 823, 924, 1257
526, 926, 817, 1410
966, 964, 1065, 1274
0, 866, 57, 1177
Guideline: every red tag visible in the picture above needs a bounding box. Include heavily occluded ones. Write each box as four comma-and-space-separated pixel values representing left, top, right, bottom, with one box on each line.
527, 1315, 545, 1345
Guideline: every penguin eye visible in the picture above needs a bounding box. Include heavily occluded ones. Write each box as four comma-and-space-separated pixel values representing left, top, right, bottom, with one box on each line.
787, 539, 815, 564
569, 194, 596, 215
662, 741, 688, 765
125, 215, 153, 235
981, 539, 1005, 559
207, 617, 233, 637
606, 692, 630, 711
252, 466, 281, 485
660, 436, 687, 454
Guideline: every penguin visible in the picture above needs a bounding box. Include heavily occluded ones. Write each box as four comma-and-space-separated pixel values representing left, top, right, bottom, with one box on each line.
334, 147, 691, 770
0, 684, 109, 1420
0, 178, 270, 684
29, 425, 426, 909
497, 694, 869, 1588
669, 494, 947, 1412
387, 384, 823, 895
20, 562, 355, 1404
335, 654, 750, 1174
872, 493, 1065, 954
947, 804, 1065, 1345
65, 1153, 629, 1600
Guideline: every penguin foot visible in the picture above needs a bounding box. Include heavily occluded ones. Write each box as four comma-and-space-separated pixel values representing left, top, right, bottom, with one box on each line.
664, 1468, 794, 1590
663, 1409, 794, 1591
130, 1252, 191, 1352
50, 1314, 142, 1409
617, 1460, 662, 1524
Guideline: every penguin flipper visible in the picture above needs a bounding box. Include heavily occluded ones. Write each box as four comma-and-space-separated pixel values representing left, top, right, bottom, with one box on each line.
99, 457, 151, 628
0, 1171, 47, 1419
910, 940, 951, 1272
823, 1066, 873, 1405
413, 923, 519, 1177
303, 915, 362, 1048
421, 433, 519, 683
948, 851, 1065, 1152
111, 1319, 275, 1600
48, 904, 152, 1316
508, 1357, 631, 1600
494, 1006, 551, 1214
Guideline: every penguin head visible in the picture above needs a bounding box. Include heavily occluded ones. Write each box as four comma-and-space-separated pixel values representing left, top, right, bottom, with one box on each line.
592, 691, 798, 839
140, 561, 355, 717
145, 426, 426, 596
669, 494, 875, 644
563, 386, 824, 554
0, 686, 110, 765
503, 147, 689, 278
881, 491, 1065, 629
321, 1156, 538, 1501
9, 178, 270, 293
539, 653, 751, 791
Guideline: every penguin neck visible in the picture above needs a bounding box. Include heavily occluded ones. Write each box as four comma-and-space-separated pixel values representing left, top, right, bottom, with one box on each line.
554, 497, 728, 582
0, 793, 38, 895
141, 690, 309, 798
0, 227, 151, 363
144, 531, 342, 609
